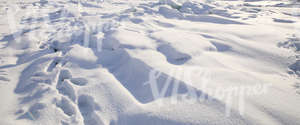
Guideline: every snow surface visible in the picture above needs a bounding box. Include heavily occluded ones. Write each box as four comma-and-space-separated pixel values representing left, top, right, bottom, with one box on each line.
0, 0, 300, 125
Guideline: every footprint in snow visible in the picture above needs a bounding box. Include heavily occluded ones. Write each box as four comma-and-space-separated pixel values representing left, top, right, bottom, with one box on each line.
157, 44, 191, 65
0, 70, 10, 83
56, 97, 76, 116
273, 18, 295, 23
0, 76, 9, 82
57, 70, 76, 102
78, 95, 104, 125
70, 77, 88, 86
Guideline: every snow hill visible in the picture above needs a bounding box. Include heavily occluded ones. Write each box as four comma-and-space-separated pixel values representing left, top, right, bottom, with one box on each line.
0, 0, 300, 125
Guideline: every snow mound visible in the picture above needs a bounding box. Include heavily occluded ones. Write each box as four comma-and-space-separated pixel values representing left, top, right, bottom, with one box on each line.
66, 44, 98, 68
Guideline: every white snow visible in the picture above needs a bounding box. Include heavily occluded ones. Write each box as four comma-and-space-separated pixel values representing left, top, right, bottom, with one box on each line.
0, 0, 300, 125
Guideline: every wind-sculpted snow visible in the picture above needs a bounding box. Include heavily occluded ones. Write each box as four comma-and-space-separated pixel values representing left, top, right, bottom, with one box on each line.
0, 0, 300, 125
